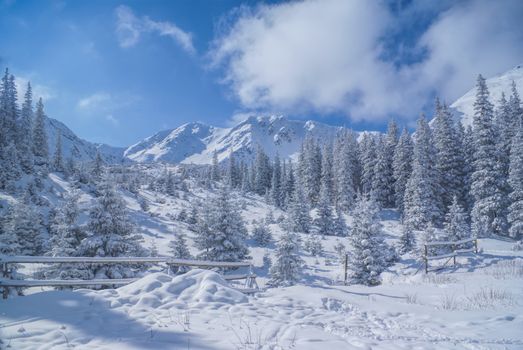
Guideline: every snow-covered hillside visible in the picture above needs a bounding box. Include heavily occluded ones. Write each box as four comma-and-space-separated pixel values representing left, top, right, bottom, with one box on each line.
46, 117, 125, 164
1, 170, 522, 349
124, 115, 359, 164
451, 63, 523, 127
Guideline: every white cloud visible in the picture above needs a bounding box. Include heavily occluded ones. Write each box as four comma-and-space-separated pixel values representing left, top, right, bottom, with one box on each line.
209, 0, 523, 122
77, 92, 111, 110
105, 114, 120, 126
115, 5, 195, 54
14, 76, 56, 103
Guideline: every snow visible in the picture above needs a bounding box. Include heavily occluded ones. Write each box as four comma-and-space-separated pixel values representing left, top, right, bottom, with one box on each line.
123, 115, 379, 165
2, 172, 522, 349
450, 63, 523, 127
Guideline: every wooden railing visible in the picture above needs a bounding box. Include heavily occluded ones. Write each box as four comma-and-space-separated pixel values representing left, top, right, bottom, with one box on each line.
423, 238, 478, 273
0, 255, 258, 298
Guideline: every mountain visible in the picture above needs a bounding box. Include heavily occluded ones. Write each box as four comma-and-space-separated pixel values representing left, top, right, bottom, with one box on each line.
45, 116, 125, 164
123, 115, 356, 164
450, 63, 523, 127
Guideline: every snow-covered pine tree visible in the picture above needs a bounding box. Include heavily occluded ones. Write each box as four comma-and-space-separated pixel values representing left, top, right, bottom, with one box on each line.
333, 130, 357, 211
4, 201, 44, 255
320, 143, 334, 205
211, 150, 220, 182
332, 207, 348, 237
397, 225, 416, 255
347, 195, 388, 286
508, 124, 523, 239
165, 171, 176, 196
0, 141, 21, 191
32, 98, 49, 170
270, 153, 282, 207
254, 145, 271, 195
197, 188, 249, 262
268, 231, 303, 287
227, 150, 240, 189
433, 100, 465, 212
304, 233, 323, 256
251, 220, 273, 246
92, 150, 104, 182
372, 120, 398, 207
44, 195, 88, 281
372, 137, 393, 207
462, 125, 475, 213
18, 82, 34, 173
169, 232, 192, 259
281, 161, 296, 209
53, 132, 64, 172
392, 128, 413, 214
471, 75, 508, 237
360, 133, 377, 195
78, 179, 145, 279
444, 196, 470, 242
285, 184, 312, 233
314, 180, 334, 236
403, 115, 441, 229
509, 80, 523, 131
299, 136, 322, 207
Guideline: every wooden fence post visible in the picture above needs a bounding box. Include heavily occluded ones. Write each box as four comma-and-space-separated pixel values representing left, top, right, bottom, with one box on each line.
474, 239, 478, 254
452, 244, 456, 266
2, 263, 9, 299
343, 254, 348, 285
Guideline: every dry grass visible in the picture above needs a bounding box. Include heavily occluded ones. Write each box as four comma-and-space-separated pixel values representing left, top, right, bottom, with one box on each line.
484, 259, 523, 279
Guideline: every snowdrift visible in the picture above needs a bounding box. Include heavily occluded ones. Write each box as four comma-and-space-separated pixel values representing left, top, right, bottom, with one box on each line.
116, 269, 248, 309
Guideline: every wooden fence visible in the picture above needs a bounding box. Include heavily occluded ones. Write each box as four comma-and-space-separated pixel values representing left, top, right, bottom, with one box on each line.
0, 256, 259, 298
423, 237, 478, 273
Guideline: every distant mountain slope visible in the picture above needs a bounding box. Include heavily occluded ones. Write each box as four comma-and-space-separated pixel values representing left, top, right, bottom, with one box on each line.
451, 63, 523, 127
46, 117, 125, 164
123, 115, 355, 165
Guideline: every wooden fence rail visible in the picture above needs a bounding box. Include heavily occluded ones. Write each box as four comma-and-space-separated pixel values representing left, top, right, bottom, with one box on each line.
0, 255, 258, 299
423, 238, 478, 273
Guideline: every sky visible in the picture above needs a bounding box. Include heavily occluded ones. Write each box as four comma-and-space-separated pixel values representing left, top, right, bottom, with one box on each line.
1, 0, 522, 147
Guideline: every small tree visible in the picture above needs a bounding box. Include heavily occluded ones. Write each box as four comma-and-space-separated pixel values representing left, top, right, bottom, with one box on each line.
252, 221, 273, 246
445, 196, 470, 242
268, 231, 304, 287
169, 232, 192, 259
347, 196, 389, 286
304, 233, 323, 256
397, 225, 416, 255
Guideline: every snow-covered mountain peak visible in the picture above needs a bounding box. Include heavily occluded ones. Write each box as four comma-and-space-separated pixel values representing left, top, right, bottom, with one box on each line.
451, 63, 523, 127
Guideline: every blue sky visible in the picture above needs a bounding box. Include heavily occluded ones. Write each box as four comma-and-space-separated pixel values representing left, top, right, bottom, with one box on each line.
1, 0, 522, 146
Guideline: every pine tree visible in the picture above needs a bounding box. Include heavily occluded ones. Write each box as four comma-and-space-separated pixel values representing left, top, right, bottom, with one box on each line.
299, 136, 322, 206
314, 181, 334, 236
227, 150, 240, 188
372, 137, 394, 207
433, 100, 465, 212
211, 150, 220, 182
471, 75, 508, 237
165, 171, 176, 196
508, 125, 523, 239
268, 231, 303, 287
78, 179, 145, 279
53, 132, 64, 172
347, 196, 388, 286
462, 125, 475, 213
5, 202, 44, 255
32, 98, 49, 169
360, 133, 377, 195
92, 151, 104, 181
445, 196, 470, 242
169, 232, 192, 259
285, 184, 312, 233
270, 153, 282, 207
397, 225, 416, 255
0, 141, 21, 190
304, 233, 323, 256
333, 130, 357, 211
196, 188, 249, 262
403, 116, 441, 229
18, 82, 34, 173
332, 207, 348, 236
254, 145, 271, 195
392, 128, 413, 213
251, 221, 273, 246
320, 143, 334, 204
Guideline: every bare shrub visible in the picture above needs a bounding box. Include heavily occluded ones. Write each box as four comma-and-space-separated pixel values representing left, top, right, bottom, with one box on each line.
439, 293, 459, 310
465, 287, 517, 310
405, 293, 418, 304
484, 259, 523, 279
423, 273, 457, 285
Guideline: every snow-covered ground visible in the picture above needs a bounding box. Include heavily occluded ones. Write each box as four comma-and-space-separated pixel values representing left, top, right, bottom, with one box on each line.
1, 173, 522, 349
